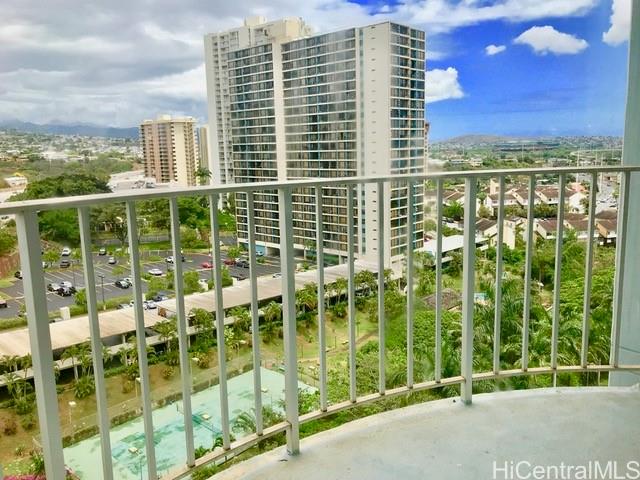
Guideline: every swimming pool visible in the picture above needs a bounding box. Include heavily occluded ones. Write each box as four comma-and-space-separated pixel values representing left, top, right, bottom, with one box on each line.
64, 368, 313, 479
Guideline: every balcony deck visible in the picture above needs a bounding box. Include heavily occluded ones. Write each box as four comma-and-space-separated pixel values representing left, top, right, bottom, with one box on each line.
214, 386, 640, 480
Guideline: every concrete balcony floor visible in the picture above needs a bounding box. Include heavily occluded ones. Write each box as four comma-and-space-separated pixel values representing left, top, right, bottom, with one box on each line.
215, 386, 640, 480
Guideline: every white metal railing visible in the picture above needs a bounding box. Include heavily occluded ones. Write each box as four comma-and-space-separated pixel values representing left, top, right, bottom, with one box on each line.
2, 165, 640, 480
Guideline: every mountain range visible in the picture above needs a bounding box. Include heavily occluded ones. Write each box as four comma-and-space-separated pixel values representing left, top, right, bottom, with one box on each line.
0, 120, 138, 139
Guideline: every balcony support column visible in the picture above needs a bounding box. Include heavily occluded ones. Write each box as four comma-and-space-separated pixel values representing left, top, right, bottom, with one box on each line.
611, 0, 640, 386
461, 178, 477, 404
15, 210, 65, 480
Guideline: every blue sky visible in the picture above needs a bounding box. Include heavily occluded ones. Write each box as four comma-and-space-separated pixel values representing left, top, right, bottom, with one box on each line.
0, 0, 632, 140
413, 1, 630, 139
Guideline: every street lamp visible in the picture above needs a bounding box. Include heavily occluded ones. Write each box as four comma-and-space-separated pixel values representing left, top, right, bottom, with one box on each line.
98, 274, 106, 310
68, 400, 77, 433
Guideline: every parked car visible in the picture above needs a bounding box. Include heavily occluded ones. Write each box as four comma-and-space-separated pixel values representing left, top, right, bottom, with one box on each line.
14, 270, 22, 279
115, 279, 131, 289
256, 250, 265, 257
108, 256, 117, 265
198, 279, 209, 289
57, 287, 73, 297
223, 258, 235, 266
272, 272, 282, 278
61, 247, 71, 256
60, 281, 76, 293
235, 258, 249, 268
117, 303, 131, 310
231, 273, 247, 280
60, 260, 71, 268
98, 247, 107, 255
150, 293, 169, 302
0, 299, 8, 308
148, 268, 163, 276
143, 300, 157, 310
201, 261, 214, 269
47, 282, 61, 292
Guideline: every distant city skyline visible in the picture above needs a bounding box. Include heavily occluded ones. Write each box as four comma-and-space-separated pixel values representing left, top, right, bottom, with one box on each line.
0, 0, 631, 140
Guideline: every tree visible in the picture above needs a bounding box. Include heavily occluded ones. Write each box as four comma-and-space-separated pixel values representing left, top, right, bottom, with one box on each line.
0, 228, 16, 256
443, 201, 464, 221
227, 246, 242, 261
261, 301, 282, 343
229, 306, 251, 336
195, 167, 211, 185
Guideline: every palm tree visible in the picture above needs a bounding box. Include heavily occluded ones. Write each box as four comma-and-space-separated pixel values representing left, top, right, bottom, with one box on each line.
229, 306, 251, 336
333, 277, 348, 303
62, 345, 81, 380
261, 302, 282, 343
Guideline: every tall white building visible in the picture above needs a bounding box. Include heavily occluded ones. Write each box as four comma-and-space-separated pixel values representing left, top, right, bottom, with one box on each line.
140, 115, 198, 187
204, 16, 313, 186
206, 19, 425, 265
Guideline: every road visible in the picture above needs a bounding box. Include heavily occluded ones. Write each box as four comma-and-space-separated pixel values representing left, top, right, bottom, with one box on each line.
0, 250, 281, 319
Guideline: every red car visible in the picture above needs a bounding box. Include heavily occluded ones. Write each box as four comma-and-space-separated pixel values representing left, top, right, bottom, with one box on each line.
223, 258, 235, 266
201, 261, 214, 269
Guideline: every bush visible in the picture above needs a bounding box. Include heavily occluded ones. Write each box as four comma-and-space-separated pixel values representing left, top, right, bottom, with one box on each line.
15, 397, 34, 415
194, 445, 210, 459
74, 376, 95, 399
0, 317, 28, 331
20, 413, 36, 431
121, 380, 134, 394
2, 416, 18, 435
192, 465, 217, 480
161, 366, 175, 380
196, 352, 210, 369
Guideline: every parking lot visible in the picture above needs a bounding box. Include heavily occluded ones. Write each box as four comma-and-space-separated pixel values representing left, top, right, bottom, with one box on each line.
0, 250, 281, 319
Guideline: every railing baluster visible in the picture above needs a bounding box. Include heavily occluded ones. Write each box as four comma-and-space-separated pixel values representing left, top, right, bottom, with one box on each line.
551, 174, 566, 385
435, 179, 443, 382
277, 187, 300, 454
611, 171, 631, 367
315, 186, 328, 411
169, 198, 195, 465
377, 181, 386, 395
522, 175, 536, 371
493, 176, 505, 374
78, 207, 113, 479
15, 210, 65, 480
125, 201, 157, 479
406, 180, 415, 388
461, 178, 477, 404
209, 193, 231, 449
347, 186, 357, 403
246, 192, 264, 433
581, 172, 598, 368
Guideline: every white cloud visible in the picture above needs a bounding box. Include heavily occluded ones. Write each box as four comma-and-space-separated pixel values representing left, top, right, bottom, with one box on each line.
485, 44, 506, 55
425, 67, 464, 103
514, 26, 589, 55
0, 0, 600, 126
603, 0, 631, 46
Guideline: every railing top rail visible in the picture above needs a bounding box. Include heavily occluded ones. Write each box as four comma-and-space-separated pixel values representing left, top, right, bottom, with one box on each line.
1, 165, 638, 215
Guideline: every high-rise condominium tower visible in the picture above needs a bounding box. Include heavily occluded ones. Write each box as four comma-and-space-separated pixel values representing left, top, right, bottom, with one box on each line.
140, 115, 198, 187
205, 19, 426, 265
204, 16, 313, 186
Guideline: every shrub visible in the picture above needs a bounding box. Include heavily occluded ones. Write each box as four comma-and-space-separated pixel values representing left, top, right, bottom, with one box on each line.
2, 416, 18, 435
15, 397, 34, 415
20, 413, 36, 431
74, 376, 95, 399
194, 445, 210, 459
196, 352, 210, 369
161, 366, 175, 380
121, 380, 134, 394
192, 465, 217, 480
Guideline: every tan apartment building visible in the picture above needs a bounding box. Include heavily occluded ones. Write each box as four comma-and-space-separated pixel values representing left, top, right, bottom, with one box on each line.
140, 115, 198, 187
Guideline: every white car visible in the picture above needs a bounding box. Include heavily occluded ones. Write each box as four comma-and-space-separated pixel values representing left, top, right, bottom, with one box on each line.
148, 268, 163, 276
198, 279, 209, 289
143, 300, 157, 310
61, 247, 71, 256
165, 256, 174, 264
60, 281, 73, 289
